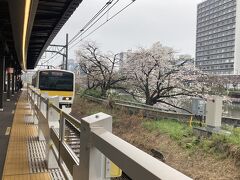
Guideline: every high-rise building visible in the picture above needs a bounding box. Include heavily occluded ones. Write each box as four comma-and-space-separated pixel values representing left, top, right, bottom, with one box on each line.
67, 59, 78, 72
195, 0, 240, 75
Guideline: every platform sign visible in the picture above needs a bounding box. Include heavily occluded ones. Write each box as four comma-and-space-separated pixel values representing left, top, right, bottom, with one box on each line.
6, 67, 14, 74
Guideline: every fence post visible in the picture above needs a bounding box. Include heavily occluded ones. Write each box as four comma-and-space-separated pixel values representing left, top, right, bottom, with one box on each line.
37, 97, 44, 141
48, 96, 60, 128
59, 111, 65, 164
40, 97, 47, 118
45, 96, 59, 169
31, 91, 38, 125
34, 93, 37, 104
73, 112, 112, 180
38, 95, 40, 111
27, 84, 29, 102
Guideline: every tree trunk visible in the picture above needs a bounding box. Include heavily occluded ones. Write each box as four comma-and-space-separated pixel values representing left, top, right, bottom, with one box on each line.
145, 98, 155, 105
101, 88, 107, 97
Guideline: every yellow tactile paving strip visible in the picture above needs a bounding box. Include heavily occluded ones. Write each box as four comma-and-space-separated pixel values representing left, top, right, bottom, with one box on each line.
3, 173, 50, 180
2, 91, 51, 180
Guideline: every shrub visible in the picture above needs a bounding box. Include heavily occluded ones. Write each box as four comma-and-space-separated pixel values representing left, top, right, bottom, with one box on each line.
82, 89, 102, 98
143, 119, 193, 141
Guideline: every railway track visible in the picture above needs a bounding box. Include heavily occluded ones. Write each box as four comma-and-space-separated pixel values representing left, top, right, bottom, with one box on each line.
64, 122, 80, 157
64, 120, 131, 180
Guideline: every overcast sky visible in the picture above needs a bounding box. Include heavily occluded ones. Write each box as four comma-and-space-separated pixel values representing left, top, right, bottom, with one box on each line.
39, 0, 203, 66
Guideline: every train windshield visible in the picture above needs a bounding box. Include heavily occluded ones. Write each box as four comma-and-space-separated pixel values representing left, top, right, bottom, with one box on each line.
39, 71, 74, 91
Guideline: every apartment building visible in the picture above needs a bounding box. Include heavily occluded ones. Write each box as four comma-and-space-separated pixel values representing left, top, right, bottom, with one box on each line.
195, 0, 240, 75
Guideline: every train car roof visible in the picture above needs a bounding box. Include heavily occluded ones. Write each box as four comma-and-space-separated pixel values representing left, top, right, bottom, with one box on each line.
36, 69, 74, 74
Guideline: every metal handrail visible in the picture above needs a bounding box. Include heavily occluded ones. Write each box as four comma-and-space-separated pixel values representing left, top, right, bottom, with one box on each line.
92, 128, 191, 180
28, 85, 79, 178
63, 111, 80, 129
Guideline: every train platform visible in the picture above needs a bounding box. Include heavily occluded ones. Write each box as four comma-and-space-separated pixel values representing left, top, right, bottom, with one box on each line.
0, 92, 20, 177
1, 90, 64, 180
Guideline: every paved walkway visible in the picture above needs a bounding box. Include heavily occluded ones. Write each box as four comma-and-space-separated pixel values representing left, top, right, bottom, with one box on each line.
1, 90, 51, 180
0, 92, 20, 178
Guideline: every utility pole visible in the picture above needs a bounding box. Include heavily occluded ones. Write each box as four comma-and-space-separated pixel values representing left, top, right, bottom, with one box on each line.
65, 33, 68, 70
62, 55, 65, 70
0, 54, 5, 111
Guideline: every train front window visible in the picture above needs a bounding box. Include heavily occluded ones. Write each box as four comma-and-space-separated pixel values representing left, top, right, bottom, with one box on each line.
39, 71, 73, 91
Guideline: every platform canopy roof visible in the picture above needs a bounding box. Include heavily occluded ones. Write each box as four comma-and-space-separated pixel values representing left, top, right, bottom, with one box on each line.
0, 0, 83, 72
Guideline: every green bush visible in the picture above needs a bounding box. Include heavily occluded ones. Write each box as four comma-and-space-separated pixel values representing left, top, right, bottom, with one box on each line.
199, 129, 240, 156
226, 128, 240, 146
143, 119, 193, 141
81, 89, 102, 98
142, 119, 240, 156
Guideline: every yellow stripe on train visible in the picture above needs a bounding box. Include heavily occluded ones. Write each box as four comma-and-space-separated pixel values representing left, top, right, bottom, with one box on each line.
40, 90, 73, 97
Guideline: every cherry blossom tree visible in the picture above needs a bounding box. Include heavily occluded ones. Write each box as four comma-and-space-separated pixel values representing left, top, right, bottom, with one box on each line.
206, 75, 229, 95
121, 42, 208, 110
76, 42, 127, 96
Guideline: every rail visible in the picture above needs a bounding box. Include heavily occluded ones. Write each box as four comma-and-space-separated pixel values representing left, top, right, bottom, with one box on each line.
27, 85, 192, 180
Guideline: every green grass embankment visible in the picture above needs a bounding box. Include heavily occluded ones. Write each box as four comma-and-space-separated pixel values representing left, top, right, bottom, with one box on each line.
143, 119, 240, 163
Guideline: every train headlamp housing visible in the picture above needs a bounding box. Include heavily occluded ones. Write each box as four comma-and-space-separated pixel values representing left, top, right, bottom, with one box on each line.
63, 97, 72, 101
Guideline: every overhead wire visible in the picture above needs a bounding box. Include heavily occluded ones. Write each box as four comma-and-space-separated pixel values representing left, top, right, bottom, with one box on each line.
69, 0, 114, 44
41, 51, 60, 64
68, 0, 120, 46
41, 0, 136, 66
69, 0, 136, 50
41, 0, 115, 65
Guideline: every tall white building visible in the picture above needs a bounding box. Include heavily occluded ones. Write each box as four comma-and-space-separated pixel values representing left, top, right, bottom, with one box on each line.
195, 0, 240, 75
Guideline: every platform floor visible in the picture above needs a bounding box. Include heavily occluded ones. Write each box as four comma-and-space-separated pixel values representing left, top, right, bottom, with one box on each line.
0, 92, 20, 177
2, 90, 51, 180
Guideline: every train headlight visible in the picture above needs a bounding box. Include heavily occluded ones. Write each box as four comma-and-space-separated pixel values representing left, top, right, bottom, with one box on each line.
63, 97, 71, 101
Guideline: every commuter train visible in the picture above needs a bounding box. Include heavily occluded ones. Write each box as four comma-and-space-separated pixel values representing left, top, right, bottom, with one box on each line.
32, 69, 75, 113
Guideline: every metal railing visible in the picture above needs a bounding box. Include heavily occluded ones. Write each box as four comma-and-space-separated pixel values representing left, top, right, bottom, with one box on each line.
83, 95, 193, 121
84, 94, 240, 127
27, 85, 192, 180
82, 94, 180, 113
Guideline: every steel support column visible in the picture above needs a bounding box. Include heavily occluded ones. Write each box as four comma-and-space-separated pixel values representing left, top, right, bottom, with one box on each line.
0, 55, 5, 111
6, 71, 10, 101
3, 67, 6, 92
11, 70, 14, 95
3, 67, 7, 93
15, 73, 18, 92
